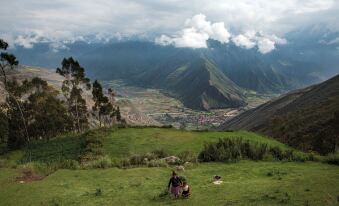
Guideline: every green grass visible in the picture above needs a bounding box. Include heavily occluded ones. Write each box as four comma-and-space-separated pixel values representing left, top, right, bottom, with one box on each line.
0, 162, 338, 206
0, 128, 338, 205
104, 128, 291, 161
21, 134, 83, 164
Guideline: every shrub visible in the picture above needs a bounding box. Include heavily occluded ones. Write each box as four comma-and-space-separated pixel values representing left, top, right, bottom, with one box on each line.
269, 147, 284, 160
79, 130, 105, 163
118, 158, 131, 168
199, 138, 269, 162
291, 152, 309, 162
178, 150, 197, 163
129, 154, 148, 165
58, 159, 80, 170
198, 138, 311, 163
82, 155, 112, 169
152, 149, 170, 158
323, 153, 339, 165
20, 162, 57, 176
146, 159, 168, 167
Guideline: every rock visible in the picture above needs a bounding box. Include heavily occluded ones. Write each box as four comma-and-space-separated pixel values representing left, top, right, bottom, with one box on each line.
184, 162, 193, 168
176, 165, 185, 171
161, 156, 180, 164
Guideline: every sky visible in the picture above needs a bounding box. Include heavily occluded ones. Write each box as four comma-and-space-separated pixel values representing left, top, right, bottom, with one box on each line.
1, 0, 338, 53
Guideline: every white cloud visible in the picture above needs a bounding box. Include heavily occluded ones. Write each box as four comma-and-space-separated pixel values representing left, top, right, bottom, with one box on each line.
231, 32, 287, 53
257, 38, 275, 54
232, 34, 256, 49
156, 14, 231, 48
156, 14, 286, 53
0, 0, 337, 49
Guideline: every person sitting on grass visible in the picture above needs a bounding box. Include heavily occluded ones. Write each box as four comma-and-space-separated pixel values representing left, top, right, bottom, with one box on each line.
168, 171, 182, 198
181, 181, 190, 198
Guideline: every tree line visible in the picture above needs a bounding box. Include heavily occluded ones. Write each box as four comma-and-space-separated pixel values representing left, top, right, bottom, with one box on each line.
0, 39, 122, 150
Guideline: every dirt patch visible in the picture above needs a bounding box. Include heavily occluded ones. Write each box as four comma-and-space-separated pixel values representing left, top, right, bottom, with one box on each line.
16, 169, 45, 183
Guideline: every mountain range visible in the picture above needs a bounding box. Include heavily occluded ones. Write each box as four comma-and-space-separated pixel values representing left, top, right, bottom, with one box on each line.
9, 25, 339, 110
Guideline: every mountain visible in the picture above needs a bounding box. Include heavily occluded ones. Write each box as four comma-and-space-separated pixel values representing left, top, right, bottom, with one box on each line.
11, 40, 320, 94
155, 58, 246, 110
8, 26, 339, 110
220, 75, 339, 154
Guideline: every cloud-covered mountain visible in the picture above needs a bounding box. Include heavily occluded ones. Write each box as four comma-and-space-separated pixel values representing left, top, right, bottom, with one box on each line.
7, 24, 339, 110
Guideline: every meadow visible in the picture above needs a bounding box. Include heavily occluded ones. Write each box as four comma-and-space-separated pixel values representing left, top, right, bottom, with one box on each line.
0, 128, 338, 206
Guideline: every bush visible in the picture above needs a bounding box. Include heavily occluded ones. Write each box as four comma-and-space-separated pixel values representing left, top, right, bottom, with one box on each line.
323, 153, 339, 165
118, 158, 131, 168
291, 152, 309, 162
199, 138, 269, 162
20, 162, 57, 176
198, 138, 311, 163
146, 159, 168, 167
178, 150, 197, 163
151, 149, 170, 158
269, 147, 284, 160
129, 154, 148, 165
79, 130, 105, 163
82, 155, 112, 169
58, 159, 80, 170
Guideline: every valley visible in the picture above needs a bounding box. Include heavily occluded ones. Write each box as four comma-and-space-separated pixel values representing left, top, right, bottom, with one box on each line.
1, 2, 339, 206
103, 80, 275, 129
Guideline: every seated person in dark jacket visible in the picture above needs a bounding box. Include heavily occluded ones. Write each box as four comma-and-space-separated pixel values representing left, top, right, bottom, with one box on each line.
181, 181, 190, 198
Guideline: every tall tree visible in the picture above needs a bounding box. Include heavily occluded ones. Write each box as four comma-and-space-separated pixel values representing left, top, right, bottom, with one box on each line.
24, 77, 73, 140
92, 80, 119, 127
56, 57, 91, 132
0, 39, 29, 143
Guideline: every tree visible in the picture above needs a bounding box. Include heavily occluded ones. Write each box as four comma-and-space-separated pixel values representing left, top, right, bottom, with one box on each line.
0, 39, 29, 144
0, 109, 8, 144
56, 57, 91, 132
92, 80, 120, 127
24, 77, 73, 140
5, 77, 72, 148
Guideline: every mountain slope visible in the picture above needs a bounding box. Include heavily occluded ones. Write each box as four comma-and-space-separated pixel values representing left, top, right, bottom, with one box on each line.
163, 58, 246, 110
220, 75, 339, 154
11, 40, 332, 94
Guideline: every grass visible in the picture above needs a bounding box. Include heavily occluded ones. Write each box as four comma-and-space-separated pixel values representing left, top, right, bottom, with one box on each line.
104, 128, 291, 161
0, 161, 338, 206
21, 134, 83, 164
0, 127, 338, 205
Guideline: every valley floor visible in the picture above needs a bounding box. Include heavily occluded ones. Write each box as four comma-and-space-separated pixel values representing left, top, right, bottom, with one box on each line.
0, 161, 338, 206
103, 80, 275, 129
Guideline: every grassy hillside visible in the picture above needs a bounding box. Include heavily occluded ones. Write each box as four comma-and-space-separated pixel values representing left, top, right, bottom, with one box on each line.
104, 128, 290, 161
0, 128, 338, 206
221, 75, 339, 154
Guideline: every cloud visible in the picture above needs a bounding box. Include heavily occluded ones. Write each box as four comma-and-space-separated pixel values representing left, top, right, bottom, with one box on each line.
0, 0, 337, 50
231, 31, 287, 53
156, 14, 231, 48
232, 34, 256, 49
14, 34, 43, 49
156, 14, 286, 53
